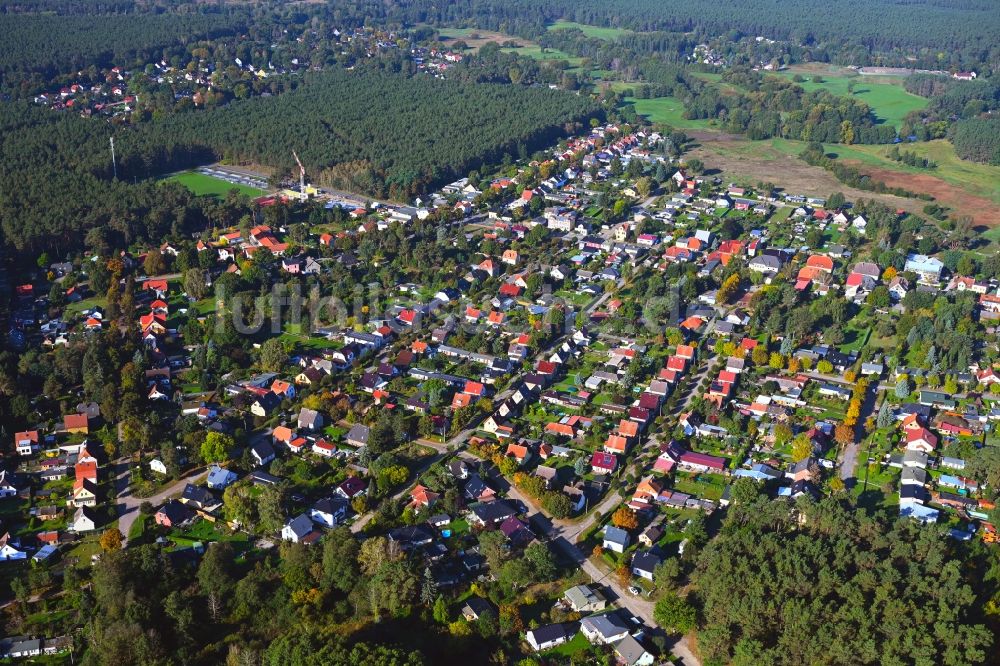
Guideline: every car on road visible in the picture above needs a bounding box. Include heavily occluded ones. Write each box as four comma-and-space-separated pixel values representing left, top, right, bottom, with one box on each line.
628, 586, 640, 595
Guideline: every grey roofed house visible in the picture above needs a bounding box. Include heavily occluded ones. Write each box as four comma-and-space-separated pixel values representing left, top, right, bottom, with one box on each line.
749, 254, 782, 272
250, 440, 276, 466
461, 596, 495, 621
310, 497, 349, 527
563, 584, 606, 612
463, 474, 494, 501
785, 457, 815, 478
388, 524, 436, 550
901, 466, 928, 486
631, 549, 662, 580
297, 407, 323, 431
615, 635, 655, 666
603, 526, 630, 551
941, 456, 966, 470
468, 499, 517, 526
282, 513, 316, 542
639, 523, 664, 546
580, 612, 631, 644
900, 485, 931, 504
180, 484, 218, 510
250, 469, 281, 486
903, 449, 929, 468
345, 423, 370, 447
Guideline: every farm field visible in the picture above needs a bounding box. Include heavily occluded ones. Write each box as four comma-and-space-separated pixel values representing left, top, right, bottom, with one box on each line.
547, 20, 630, 40
164, 170, 264, 198
692, 136, 1000, 229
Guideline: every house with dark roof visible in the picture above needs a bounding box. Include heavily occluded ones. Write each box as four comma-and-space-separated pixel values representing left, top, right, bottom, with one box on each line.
631, 550, 662, 581
335, 477, 367, 500
387, 524, 435, 550
180, 484, 220, 512
345, 424, 370, 448
250, 440, 276, 466
526, 623, 574, 651
580, 613, 631, 645
468, 500, 517, 527
155, 500, 194, 528
282, 513, 321, 544
310, 497, 349, 528
461, 596, 495, 621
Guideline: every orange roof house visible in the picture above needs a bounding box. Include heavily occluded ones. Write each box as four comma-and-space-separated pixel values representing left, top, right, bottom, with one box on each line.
617, 420, 639, 439
75, 461, 97, 482
805, 255, 834, 273
63, 413, 89, 434
505, 443, 530, 464
604, 434, 628, 454
409, 484, 440, 510
680, 316, 705, 332
545, 422, 575, 438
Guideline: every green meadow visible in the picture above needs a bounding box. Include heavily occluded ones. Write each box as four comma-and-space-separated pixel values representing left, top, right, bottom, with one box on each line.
547, 20, 630, 40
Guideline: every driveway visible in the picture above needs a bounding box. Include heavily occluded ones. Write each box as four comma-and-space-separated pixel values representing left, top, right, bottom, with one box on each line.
117, 466, 207, 544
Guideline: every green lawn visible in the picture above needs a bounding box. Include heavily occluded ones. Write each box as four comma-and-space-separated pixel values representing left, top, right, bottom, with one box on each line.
547, 20, 629, 40
169, 519, 248, 549
164, 171, 264, 198
542, 631, 590, 657
623, 96, 713, 130
771, 71, 927, 127
129, 513, 150, 541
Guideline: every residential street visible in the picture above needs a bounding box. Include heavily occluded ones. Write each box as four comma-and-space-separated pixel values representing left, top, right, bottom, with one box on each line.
116, 464, 207, 544
503, 483, 701, 665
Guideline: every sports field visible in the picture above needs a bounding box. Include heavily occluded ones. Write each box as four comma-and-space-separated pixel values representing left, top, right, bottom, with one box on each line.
164, 171, 264, 198
547, 20, 630, 40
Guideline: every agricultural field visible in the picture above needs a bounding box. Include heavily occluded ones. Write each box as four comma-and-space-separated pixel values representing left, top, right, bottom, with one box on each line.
547, 20, 630, 40
164, 170, 264, 198
772, 65, 927, 127
692, 136, 1000, 229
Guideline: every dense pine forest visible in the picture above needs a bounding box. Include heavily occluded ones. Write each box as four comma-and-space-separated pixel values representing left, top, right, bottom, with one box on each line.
118, 68, 598, 199
0, 12, 245, 84
693, 493, 993, 666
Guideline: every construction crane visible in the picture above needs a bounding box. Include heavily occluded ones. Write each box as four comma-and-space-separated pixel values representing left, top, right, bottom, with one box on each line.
292, 151, 306, 193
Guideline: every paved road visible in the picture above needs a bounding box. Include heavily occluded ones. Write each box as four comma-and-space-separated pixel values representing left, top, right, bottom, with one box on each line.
116, 464, 207, 544
350, 427, 478, 534
839, 384, 881, 488
503, 483, 700, 665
